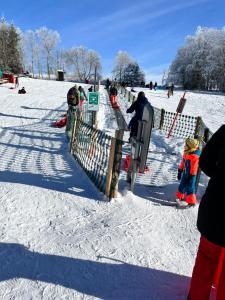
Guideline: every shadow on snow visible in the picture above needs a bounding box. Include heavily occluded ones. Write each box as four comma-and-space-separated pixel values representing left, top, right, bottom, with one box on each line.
0, 242, 190, 299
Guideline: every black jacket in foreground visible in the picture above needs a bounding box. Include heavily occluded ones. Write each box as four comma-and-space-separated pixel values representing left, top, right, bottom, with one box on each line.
197, 124, 225, 247
126, 95, 150, 137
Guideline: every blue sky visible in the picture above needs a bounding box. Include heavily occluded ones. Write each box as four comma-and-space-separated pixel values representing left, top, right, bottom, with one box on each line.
1, 0, 225, 82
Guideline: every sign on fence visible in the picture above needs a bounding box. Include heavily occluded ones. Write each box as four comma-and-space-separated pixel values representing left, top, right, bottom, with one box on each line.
88, 92, 99, 111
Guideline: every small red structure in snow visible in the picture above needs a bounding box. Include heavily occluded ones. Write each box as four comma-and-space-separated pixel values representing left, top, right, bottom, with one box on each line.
123, 154, 150, 173
51, 116, 67, 128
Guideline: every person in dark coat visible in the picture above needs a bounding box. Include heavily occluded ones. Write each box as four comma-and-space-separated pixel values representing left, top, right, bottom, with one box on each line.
67, 84, 80, 107
149, 81, 153, 90
105, 78, 111, 90
15, 76, 19, 88
154, 82, 157, 91
188, 125, 225, 299
18, 87, 26, 94
109, 85, 118, 96
126, 91, 150, 139
171, 83, 174, 95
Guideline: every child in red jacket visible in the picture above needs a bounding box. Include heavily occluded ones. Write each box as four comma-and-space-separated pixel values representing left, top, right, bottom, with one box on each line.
176, 138, 201, 207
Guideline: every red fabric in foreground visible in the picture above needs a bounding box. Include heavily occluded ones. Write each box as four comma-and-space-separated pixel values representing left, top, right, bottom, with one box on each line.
51, 116, 67, 128
188, 236, 225, 300
122, 155, 150, 173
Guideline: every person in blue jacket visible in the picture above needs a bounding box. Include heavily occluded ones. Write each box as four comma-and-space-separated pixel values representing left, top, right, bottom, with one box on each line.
176, 138, 201, 207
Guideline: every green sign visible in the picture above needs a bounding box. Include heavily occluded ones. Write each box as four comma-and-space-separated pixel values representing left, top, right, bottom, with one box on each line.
88, 92, 99, 111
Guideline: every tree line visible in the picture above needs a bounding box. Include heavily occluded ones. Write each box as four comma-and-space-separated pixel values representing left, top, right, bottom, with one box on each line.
168, 26, 225, 91
0, 18, 146, 85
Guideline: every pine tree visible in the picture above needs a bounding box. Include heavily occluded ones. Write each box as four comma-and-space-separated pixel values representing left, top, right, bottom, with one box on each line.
0, 19, 22, 73
7, 24, 22, 73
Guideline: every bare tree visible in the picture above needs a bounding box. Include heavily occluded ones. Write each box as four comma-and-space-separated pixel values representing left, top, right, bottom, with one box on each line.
64, 46, 101, 81
23, 30, 38, 77
112, 51, 133, 83
36, 27, 60, 79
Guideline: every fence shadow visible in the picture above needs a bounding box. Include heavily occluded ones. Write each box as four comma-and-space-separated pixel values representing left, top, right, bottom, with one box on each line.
0, 123, 103, 202
0, 242, 190, 299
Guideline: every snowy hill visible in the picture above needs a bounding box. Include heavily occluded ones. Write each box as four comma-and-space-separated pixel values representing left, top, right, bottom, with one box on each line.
0, 78, 220, 299
127, 87, 225, 133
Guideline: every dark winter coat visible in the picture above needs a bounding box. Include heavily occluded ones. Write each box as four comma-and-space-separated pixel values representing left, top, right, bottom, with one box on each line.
67, 86, 80, 106
18, 87, 26, 94
126, 94, 150, 137
109, 86, 118, 96
197, 125, 225, 247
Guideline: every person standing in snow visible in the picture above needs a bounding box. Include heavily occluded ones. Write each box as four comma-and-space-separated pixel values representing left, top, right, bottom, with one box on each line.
154, 82, 157, 91
67, 84, 80, 107
78, 86, 87, 110
188, 125, 225, 299
176, 138, 201, 207
149, 81, 153, 90
126, 91, 151, 140
66, 84, 80, 141
15, 76, 19, 88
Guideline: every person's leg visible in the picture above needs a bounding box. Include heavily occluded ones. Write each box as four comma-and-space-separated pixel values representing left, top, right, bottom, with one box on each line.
176, 177, 186, 200
215, 249, 225, 300
185, 176, 197, 205
188, 236, 221, 299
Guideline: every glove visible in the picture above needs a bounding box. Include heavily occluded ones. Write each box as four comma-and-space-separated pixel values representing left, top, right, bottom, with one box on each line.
177, 169, 183, 180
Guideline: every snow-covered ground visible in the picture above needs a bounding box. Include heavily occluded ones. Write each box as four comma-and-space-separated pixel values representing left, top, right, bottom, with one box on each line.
0, 78, 215, 299
127, 87, 225, 133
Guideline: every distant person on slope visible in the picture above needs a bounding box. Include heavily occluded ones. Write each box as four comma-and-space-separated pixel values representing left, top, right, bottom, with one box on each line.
176, 138, 201, 207
188, 125, 225, 299
18, 87, 26, 94
88, 86, 93, 92
149, 81, 153, 90
109, 85, 118, 105
126, 91, 151, 140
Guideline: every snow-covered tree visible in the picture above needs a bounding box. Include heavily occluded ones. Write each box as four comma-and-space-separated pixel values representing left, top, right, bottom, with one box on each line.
36, 27, 60, 79
123, 62, 145, 86
64, 46, 102, 81
112, 51, 133, 83
23, 30, 39, 77
168, 26, 225, 91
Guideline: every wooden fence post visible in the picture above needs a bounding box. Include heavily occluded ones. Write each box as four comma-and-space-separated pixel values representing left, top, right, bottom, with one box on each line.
105, 137, 116, 199
194, 116, 202, 138
159, 109, 165, 130
70, 112, 80, 154
128, 91, 131, 102
110, 130, 124, 199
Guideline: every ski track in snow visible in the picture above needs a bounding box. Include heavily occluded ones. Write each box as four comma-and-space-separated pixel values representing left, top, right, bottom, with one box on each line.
0, 78, 205, 299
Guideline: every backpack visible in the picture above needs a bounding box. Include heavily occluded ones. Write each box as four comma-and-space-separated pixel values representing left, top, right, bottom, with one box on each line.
80, 91, 85, 100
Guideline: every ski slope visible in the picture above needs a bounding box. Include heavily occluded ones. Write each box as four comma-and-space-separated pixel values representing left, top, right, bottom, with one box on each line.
0, 78, 222, 299
127, 87, 225, 133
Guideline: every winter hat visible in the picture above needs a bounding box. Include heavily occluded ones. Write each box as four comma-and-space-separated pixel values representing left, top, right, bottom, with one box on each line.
184, 138, 199, 153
